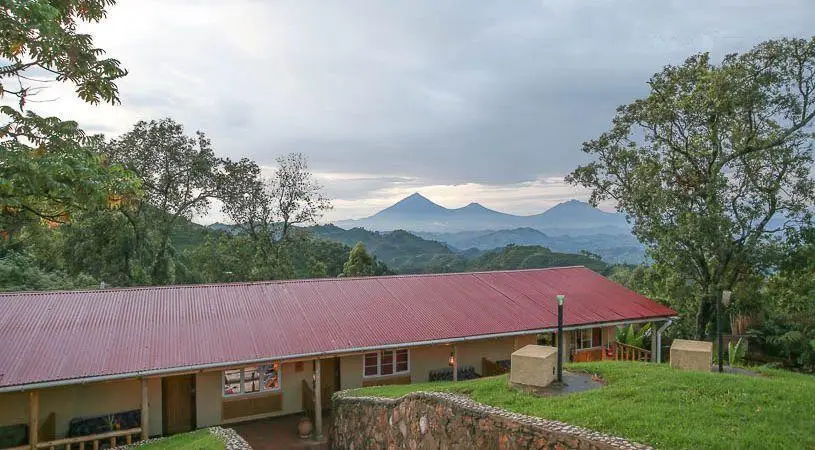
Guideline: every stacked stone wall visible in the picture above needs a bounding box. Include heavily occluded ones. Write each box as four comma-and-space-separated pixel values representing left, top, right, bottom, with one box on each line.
331, 391, 650, 450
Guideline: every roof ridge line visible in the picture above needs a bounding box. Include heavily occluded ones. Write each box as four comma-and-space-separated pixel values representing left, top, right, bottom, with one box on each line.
0, 266, 588, 297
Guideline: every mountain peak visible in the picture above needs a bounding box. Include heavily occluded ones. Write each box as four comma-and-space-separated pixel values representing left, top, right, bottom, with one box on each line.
374, 192, 447, 217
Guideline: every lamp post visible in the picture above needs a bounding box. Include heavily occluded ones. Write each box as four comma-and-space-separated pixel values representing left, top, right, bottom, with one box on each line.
556, 294, 565, 383
718, 290, 732, 373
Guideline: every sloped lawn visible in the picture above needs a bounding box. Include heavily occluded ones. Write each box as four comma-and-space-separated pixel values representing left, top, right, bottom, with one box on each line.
353, 361, 815, 449
134, 429, 224, 450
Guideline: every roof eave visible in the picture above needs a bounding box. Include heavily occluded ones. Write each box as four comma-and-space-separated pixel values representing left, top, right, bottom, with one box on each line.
0, 314, 676, 393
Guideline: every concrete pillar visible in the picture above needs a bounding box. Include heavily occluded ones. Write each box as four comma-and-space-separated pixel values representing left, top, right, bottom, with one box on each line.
29, 391, 38, 450
140, 377, 149, 440
650, 322, 658, 362
314, 360, 323, 439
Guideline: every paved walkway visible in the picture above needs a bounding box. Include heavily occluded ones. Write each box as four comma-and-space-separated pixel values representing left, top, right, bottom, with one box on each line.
229, 415, 329, 450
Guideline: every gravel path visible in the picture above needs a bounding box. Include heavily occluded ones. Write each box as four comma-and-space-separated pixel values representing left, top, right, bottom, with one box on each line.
209, 426, 253, 450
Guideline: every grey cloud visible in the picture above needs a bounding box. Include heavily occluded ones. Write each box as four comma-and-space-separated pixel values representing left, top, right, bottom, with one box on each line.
50, 0, 815, 215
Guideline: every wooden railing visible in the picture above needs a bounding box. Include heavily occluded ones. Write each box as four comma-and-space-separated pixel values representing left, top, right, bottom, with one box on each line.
6, 428, 142, 450
481, 357, 509, 377
12, 428, 143, 450
610, 342, 651, 362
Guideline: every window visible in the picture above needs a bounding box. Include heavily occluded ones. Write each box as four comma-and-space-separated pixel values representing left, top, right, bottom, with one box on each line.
362, 349, 409, 377
572, 328, 603, 350
223, 363, 281, 397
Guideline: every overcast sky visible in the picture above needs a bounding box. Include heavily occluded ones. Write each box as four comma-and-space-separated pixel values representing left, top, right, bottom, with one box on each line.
19, 0, 815, 222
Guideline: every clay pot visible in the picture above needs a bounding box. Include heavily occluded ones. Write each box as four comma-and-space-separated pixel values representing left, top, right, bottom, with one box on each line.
298, 416, 313, 439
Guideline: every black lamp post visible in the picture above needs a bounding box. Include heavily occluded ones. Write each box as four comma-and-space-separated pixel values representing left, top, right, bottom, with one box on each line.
718, 290, 732, 373
557, 294, 565, 383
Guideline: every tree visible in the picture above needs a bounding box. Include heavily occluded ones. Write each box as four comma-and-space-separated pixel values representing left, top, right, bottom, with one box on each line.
1, 0, 134, 235
569, 37, 815, 339
342, 242, 375, 276
219, 152, 331, 279
106, 118, 229, 283
221, 153, 331, 245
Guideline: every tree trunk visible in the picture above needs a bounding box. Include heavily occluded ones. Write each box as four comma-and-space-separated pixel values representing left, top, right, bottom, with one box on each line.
695, 294, 715, 340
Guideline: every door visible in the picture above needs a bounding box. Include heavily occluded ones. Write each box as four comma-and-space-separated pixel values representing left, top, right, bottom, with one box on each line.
320, 358, 337, 395
162, 375, 196, 435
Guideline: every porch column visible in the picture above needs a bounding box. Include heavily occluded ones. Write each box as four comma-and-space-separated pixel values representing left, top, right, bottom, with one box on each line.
314, 360, 323, 440
140, 378, 149, 440
452, 345, 458, 382
650, 322, 658, 362
29, 390, 38, 450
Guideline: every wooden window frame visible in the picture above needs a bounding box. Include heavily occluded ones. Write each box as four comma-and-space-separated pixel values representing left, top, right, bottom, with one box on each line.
362, 349, 410, 378
572, 328, 604, 351
223, 363, 282, 398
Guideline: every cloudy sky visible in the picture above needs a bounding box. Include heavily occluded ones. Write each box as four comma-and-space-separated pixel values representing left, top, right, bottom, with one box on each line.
20, 0, 815, 222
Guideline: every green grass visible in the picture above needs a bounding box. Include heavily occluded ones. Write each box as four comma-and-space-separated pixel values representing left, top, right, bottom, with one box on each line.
134, 429, 224, 450
353, 361, 815, 450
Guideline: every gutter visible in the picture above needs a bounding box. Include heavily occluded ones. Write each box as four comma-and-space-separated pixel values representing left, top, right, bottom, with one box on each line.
0, 315, 677, 394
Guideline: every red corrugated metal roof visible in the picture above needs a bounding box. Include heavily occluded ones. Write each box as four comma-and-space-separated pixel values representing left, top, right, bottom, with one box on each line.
0, 266, 676, 389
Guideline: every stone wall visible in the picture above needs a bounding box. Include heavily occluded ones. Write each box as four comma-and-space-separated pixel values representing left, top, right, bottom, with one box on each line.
331, 391, 650, 450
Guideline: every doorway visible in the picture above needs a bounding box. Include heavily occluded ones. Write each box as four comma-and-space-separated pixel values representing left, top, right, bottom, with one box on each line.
162, 374, 196, 435
319, 358, 341, 396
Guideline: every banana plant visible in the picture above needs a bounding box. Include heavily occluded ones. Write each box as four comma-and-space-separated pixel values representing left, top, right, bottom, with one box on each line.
728, 337, 747, 366
615, 323, 651, 349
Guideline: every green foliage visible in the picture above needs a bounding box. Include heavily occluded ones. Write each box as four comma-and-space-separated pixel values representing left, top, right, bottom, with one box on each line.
0, 0, 127, 105
750, 319, 815, 372
0, 251, 96, 292
569, 37, 815, 339
356, 361, 815, 450
105, 118, 237, 283
343, 242, 373, 276
313, 226, 611, 275
181, 228, 350, 283
466, 245, 609, 273
311, 225, 455, 273
615, 323, 651, 348
1, 0, 135, 234
745, 226, 815, 371
728, 337, 747, 366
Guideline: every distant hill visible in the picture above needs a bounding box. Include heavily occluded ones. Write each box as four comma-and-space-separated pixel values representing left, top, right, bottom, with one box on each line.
467, 245, 608, 274
334, 193, 630, 233
309, 224, 458, 273
309, 225, 613, 274
417, 228, 645, 264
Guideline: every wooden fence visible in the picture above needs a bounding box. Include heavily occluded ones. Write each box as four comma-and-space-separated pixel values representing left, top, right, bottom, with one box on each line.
8, 427, 143, 450
610, 342, 651, 362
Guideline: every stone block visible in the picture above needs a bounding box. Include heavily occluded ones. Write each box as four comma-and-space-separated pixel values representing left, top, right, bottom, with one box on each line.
670, 339, 712, 372
509, 345, 558, 388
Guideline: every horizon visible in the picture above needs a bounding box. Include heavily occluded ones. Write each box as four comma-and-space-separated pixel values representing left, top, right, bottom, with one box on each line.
195, 192, 616, 226
13, 1, 811, 224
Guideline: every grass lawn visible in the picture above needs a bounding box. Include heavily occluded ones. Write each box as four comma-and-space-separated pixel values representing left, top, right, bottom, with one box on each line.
134, 429, 224, 450
353, 361, 815, 450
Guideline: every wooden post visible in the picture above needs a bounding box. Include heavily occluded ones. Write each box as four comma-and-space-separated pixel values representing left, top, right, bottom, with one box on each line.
29, 391, 39, 450
314, 360, 322, 440
452, 345, 458, 382
140, 378, 149, 441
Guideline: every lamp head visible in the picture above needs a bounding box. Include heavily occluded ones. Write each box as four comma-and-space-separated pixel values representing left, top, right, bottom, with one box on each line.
556, 294, 565, 306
